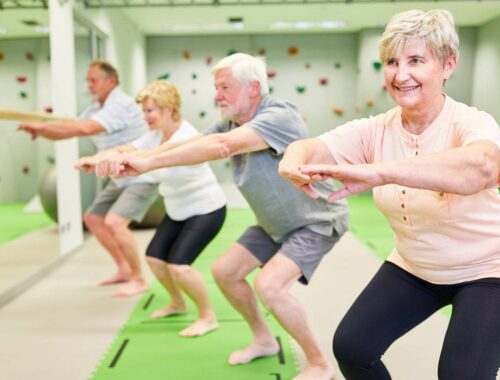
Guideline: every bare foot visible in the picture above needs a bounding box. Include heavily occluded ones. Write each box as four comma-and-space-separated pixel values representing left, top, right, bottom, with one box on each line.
228, 340, 280, 365
292, 362, 335, 380
151, 304, 188, 319
112, 279, 149, 297
179, 318, 219, 337
98, 271, 131, 286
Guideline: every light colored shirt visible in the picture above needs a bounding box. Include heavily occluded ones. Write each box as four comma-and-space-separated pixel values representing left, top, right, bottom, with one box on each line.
79, 87, 155, 187
132, 120, 226, 221
319, 95, 500, 284
203, 96, 349, 243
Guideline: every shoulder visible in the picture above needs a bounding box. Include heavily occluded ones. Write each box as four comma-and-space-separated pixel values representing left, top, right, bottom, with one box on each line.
257, 97, 301, 119
179, 120, 201, 136
105, 87, 136, 108
448, 96, 498, 127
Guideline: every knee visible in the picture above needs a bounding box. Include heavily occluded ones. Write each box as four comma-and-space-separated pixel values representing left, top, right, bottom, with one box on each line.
146, 256, 162, 270
333, 324, 371, 371
104, 214, 129, 235
167, 263, 191, 278
254, 273, 282, 309
83, 212, 102, 229
211, 257, 237, 285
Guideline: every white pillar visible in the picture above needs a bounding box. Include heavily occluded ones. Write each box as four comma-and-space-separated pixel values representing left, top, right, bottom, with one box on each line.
49, 0, 83, 255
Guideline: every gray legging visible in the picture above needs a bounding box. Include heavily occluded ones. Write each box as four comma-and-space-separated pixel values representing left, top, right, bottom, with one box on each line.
333, 261, 500, 380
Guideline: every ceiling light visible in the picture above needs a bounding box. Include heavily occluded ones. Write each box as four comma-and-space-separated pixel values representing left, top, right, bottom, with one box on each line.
164, 23, 245, 32
34, 26, 50, 34
320, 20, 347, 29
295, 21, 314, 30
270, 21, 293, 30
271, 20, 347, 30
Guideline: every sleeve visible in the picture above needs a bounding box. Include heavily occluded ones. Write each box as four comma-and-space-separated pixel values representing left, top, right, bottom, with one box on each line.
201, 120, 229, 136
243, 102, 307, 156
458, 110, 500, 149
318, 116, 379, 165
130, 131, 157, 150
91, 99, 143, 133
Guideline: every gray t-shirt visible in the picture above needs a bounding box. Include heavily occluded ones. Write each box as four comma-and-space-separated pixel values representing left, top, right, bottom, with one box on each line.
203, 96, 349, 243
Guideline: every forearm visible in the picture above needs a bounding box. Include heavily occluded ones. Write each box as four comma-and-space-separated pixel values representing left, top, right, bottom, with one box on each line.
283, 138, 336, 166
138, 136, 202, 158
148, 134, 225, 170
93, 144, 136, 159
378, 142, 500, 194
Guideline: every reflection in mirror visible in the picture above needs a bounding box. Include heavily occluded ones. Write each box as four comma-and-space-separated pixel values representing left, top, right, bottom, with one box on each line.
0, 13, 105, 306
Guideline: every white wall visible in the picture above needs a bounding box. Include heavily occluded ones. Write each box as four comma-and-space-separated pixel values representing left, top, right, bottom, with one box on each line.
77, 8, 146, 96
471, 15, 500, 122
0, 38, 52, 202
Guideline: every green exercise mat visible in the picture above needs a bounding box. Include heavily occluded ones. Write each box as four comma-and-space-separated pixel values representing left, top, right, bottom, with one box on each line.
0, 202, 53, 246
89, 209, 299, 380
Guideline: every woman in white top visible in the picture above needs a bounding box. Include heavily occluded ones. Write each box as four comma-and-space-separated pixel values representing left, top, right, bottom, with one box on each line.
81, 80, 227, 337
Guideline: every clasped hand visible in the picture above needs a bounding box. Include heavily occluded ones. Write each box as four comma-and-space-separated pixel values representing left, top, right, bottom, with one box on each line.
280, 162, 382, 202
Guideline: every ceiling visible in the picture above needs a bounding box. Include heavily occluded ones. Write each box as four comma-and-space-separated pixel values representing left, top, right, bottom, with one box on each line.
1, 0, 500, 38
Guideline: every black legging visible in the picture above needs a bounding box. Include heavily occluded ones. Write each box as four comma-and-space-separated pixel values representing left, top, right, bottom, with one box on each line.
333, 261, 500, 380
146, 206, 226, 265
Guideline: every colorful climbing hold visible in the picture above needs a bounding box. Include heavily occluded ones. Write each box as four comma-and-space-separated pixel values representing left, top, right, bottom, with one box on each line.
296, 86, 306, 94
372, 61, 382, 71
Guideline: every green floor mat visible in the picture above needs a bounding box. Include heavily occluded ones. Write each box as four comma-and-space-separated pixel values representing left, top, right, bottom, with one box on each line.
0, 202, 53, 246
89, 208, 299, 380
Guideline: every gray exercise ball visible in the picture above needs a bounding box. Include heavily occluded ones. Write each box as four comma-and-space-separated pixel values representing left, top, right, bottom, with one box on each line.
130, 195, 166, 229
38, 165, 165, 229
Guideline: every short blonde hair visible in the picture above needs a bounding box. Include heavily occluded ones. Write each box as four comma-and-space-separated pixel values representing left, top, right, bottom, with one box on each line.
379, 9, 459, 65
212, 53, 269, 96
136, 80, 182, 122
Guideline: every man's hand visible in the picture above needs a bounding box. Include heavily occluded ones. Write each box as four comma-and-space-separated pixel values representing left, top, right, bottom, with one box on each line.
18, 122, 44, 140
278, 160, 320, 199
95, 154, 152, 179
300, 163, 383, 202
75, 151, 120, 173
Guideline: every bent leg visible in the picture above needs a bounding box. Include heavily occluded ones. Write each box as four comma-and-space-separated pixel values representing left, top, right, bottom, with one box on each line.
212, 243, 279, 364
105, 212, 147, 297
255, 253, 334, 380
168, 264, 218, 337
146, 257, 187, 318
333, 262, 445, 380
438, 278, 500, 380
83, 211, 131, 285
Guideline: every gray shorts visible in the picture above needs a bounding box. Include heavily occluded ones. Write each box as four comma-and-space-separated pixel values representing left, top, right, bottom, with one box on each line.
237, 225, 341, 285
86, 181, 159, 222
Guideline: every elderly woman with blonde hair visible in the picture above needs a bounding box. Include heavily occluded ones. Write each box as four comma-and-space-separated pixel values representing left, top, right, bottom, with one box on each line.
79, 80, 227, 337
279, 9, 500, 380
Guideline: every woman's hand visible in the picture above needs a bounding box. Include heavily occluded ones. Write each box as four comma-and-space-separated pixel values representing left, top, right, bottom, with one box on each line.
74, 151, 120, 173
300, 163, 383, 201
278, 160, 320, 199
96, 153, 152, 179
